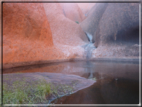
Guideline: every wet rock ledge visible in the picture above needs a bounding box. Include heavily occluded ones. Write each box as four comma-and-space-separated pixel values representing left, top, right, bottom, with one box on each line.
3, 72, 95, 104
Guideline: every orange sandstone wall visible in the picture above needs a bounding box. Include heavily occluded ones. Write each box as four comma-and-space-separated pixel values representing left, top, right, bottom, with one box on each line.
3, 3, 53, 46
3, 3, 65, 68
3, 3, 88, 69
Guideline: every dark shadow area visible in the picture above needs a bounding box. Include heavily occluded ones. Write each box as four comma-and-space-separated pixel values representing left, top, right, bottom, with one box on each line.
54, 77, 139, 104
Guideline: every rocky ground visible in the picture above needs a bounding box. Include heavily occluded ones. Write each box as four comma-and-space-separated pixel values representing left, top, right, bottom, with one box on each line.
3, 72, 95, 104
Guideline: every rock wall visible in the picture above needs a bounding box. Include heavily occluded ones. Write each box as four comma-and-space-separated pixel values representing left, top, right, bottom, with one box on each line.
3, 3, 63, 68
3, 2, 88, 68
60, 3, 85, 23
80, 3, 108, 42
80, 3, 139, 58
2, 2, 140, 68
43, 3, 88, 46
77, 3, 95, 18
3, 3, 53, 46
43, 3, 88, 59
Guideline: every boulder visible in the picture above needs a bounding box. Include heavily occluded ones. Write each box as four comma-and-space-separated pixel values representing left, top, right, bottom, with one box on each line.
80, 3, 139, 57
96, 3, 139, 46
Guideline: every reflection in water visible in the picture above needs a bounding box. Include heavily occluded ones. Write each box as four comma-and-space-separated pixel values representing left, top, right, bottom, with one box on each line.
53, 77, 139, 104
86, 61, 94, 79
3, 60, 139, 104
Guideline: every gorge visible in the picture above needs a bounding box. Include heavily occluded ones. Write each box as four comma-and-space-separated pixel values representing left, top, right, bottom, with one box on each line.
1, 1, 140, 105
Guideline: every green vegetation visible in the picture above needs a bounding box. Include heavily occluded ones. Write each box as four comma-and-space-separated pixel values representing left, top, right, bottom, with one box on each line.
91, 77, 96, 81
75, 21, 79, 24
3, 78, 74, 104
3, 80, 50, 104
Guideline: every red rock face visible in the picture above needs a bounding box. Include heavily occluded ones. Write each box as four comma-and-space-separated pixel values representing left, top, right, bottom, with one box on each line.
3, 3, 66, 68
3, 3, 53, 46
3, 3, 88, 68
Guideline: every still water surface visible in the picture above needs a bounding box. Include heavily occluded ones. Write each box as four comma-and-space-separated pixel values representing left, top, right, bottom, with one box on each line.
3, 60, 139, 104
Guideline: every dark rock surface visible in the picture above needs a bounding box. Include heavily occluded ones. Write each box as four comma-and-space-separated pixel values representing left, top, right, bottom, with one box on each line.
81, 3, 139, 47
80, 3, 139, 58
80, 3, 108, 44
